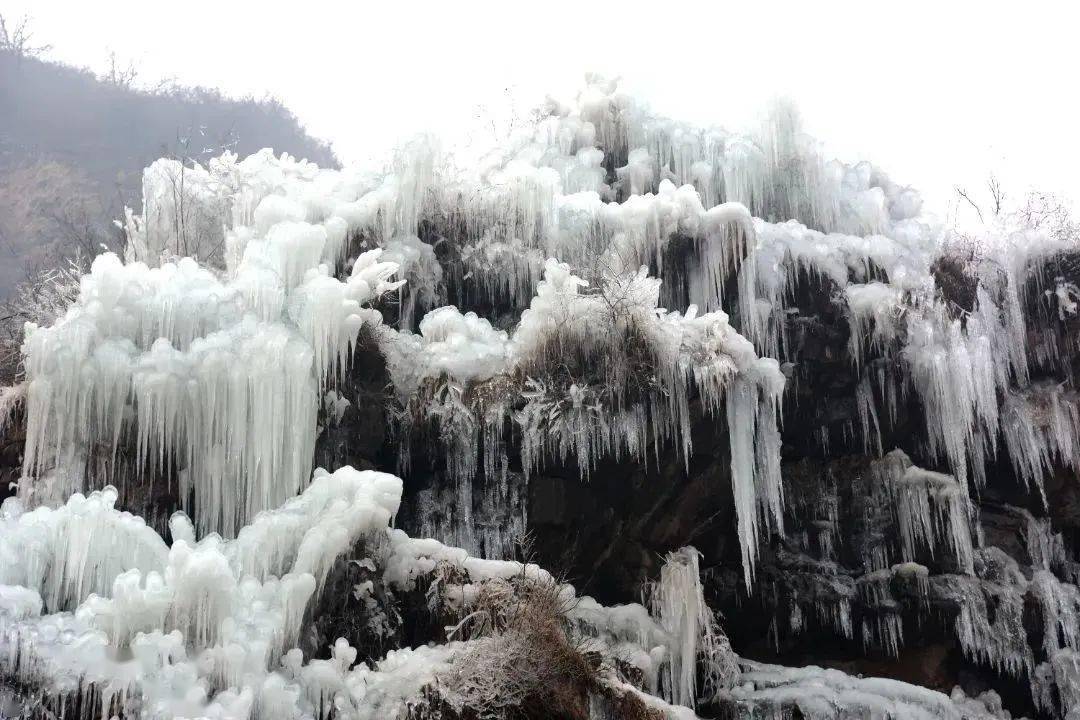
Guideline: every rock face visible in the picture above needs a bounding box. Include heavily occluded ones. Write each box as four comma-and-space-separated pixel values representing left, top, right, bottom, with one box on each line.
290, 246, 1080, 718
2, 77, 1079, 718
369, 241, 1080, 718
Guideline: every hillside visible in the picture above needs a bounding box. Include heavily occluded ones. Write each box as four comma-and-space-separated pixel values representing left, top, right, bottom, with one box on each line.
0, 49, 337, 297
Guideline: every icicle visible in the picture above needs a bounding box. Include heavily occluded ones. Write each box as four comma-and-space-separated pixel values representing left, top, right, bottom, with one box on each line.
873, 451, 975, 574
0, 486, 169, 613
931, 548, 1033, 680
0, 468, 408, 718
382, 260, 783, 587
616, 148, 656, 197
378, 235, 443, 329
648, 548, 737, 708
855, 375, 883, 456
1000, 383, 1080, 500
845, 282, 904, 369
902, 301, 1007, 493
855, 570, 904, 656
21, 236, 400, 535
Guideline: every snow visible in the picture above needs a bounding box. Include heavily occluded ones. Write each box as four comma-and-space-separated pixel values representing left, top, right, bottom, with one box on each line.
720, 661, 1020, 720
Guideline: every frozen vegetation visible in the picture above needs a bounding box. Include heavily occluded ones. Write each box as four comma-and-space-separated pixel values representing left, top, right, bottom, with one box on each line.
1, 75, 1079, 718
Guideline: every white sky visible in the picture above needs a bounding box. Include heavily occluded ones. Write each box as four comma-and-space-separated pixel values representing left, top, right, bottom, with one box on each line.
9, 0, 1079, 224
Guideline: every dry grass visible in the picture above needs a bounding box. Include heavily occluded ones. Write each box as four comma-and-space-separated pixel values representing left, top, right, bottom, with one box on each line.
443, 577, 596, 720
404, 571, 603, 720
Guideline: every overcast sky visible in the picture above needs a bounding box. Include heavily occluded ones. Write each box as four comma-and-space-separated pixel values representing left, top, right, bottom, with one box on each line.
9, 0, 1079, 225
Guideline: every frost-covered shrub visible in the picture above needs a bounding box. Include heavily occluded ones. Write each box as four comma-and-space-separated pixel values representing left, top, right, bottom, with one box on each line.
0, 254, 84, 382
431, 575, 598, 720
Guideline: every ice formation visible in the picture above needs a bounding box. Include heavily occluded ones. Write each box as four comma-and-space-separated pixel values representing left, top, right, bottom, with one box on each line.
0, 468, 728, 719
22, 178, 403, 534
874, 450, 975, 574
731, 174, 1079, 501
648, 547, 737, 708
4, 73, 1080, 719
383, 257, 785, 579
0, 467, 395, 718
721, 661, 1022, 720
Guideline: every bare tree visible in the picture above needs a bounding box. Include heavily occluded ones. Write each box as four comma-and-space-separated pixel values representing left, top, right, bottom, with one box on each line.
953, 185, 985, 225
0, 13, 51, 60
0, 159, 118, 298
987, 174, 1006, 217
951, 173, 1073, 236
102, 50, 138, 89
1014, 190, 1078, 242
953, 174, 1010, 226
0, 160, 109, 377
158, 127, 236, 265
0, 254, 84, 381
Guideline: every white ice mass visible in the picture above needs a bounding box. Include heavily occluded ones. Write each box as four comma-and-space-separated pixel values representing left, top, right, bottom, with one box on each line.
2, 74, 1078, 718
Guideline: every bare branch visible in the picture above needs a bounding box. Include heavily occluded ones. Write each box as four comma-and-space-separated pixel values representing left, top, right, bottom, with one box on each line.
102, 50, 138, 89
987, 175, 1006, 217
954, 185, 984, 224
0, 13, 52, 60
